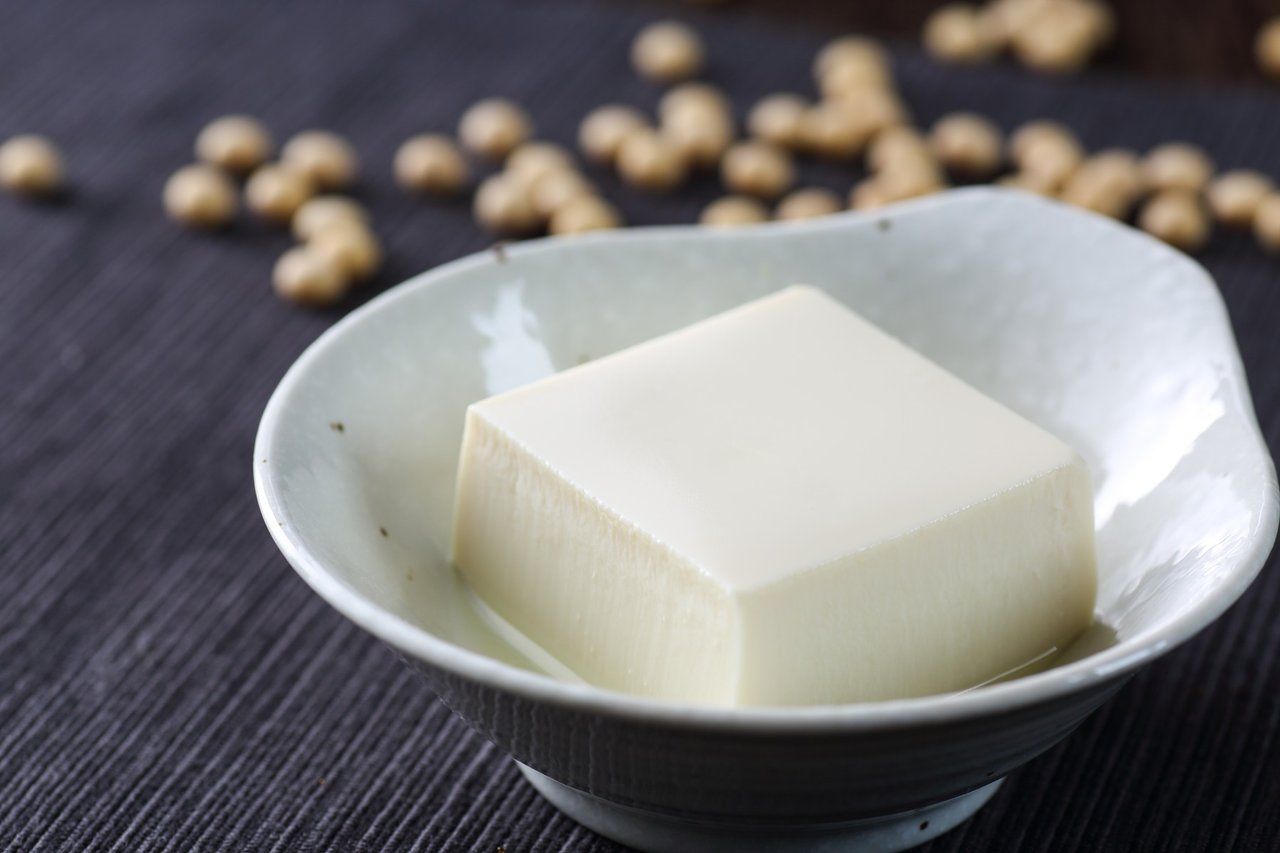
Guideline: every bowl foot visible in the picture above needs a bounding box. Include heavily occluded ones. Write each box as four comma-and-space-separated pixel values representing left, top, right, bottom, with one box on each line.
518, 763, 1003, 853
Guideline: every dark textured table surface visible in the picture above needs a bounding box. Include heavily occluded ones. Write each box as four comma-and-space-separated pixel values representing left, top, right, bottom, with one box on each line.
2, 1, 1278, 850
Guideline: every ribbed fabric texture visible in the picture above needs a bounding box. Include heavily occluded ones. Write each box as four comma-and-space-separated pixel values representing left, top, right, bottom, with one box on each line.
1, 0, 1277, 849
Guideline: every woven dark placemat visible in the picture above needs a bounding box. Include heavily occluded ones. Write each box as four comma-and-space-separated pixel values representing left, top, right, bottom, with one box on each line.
2, 0, 1277, 850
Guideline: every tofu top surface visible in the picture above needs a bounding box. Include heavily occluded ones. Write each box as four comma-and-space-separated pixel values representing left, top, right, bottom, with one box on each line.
468, 285, 1080, 592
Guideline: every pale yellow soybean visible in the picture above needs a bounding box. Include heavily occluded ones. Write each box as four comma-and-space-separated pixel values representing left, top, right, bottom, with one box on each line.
163, 164, 238, 229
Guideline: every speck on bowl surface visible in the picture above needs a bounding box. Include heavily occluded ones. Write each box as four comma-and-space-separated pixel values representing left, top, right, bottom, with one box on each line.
254, 188, 1277, 852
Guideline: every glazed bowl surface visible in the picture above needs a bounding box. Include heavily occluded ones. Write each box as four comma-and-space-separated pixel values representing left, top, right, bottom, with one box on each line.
254, 188, 1277, 852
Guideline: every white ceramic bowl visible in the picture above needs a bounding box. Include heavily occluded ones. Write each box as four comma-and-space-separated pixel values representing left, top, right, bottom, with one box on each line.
254, 188, 1277, 852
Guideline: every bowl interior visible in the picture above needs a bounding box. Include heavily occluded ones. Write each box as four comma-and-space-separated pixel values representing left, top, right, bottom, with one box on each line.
257, 189, 1277, 706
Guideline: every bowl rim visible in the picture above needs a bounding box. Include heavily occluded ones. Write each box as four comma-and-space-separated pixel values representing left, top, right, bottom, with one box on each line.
254, 188, 1278, 734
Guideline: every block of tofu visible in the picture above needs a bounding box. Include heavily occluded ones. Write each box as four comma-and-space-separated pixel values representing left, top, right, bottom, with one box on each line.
451, 286, 1096, 707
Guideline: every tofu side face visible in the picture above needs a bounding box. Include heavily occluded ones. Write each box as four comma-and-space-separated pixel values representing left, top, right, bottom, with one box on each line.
451, 286, 1097, 707
734, 458, 1096, 705
452, 411, 741, 704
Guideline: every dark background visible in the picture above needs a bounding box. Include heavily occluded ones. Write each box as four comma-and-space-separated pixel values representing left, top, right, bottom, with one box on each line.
2, 1, 1278, 851
646, 0, 1280, 82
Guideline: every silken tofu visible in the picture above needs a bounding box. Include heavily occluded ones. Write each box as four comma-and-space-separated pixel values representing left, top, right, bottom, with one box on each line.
451, 285, 1096, 706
